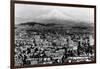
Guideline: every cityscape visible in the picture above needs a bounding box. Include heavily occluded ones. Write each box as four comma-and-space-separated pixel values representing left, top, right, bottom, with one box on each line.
14, 4, 95, 66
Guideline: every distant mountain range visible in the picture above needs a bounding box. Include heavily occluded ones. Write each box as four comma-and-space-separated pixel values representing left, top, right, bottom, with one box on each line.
15, 10, 94, 34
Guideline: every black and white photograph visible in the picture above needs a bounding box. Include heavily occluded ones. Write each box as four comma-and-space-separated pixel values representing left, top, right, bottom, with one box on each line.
11, 1, 96, 68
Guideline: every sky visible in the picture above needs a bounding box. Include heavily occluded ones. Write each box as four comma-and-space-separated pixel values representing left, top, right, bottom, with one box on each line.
15, 3, 94, 24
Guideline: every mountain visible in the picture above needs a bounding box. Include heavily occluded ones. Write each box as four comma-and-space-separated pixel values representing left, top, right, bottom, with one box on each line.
34, 10, 78, 24
15, 10, 94, 34
33, 10, 93, 27
16, 9, 93, 27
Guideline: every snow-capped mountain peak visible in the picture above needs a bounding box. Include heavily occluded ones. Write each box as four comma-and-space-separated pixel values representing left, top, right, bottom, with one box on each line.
34, 9, 76, 24
44, 10, 67, 19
